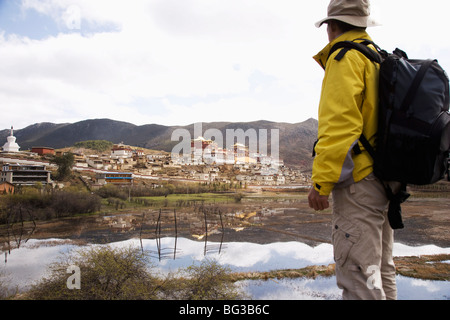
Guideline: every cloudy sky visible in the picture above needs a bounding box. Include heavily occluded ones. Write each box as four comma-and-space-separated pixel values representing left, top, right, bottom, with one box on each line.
0, 0, 449, 130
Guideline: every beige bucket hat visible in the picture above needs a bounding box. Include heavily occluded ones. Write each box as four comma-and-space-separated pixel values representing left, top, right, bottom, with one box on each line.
315, 0, 380, 28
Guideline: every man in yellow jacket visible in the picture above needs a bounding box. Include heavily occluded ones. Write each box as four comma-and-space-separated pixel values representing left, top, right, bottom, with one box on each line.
309, 0, 397, 300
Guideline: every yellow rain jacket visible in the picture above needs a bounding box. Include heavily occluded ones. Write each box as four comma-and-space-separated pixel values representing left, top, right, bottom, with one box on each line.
312, 30, 380, 196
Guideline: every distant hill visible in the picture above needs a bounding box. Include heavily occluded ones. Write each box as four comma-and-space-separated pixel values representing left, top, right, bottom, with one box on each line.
0, 118, 318, 171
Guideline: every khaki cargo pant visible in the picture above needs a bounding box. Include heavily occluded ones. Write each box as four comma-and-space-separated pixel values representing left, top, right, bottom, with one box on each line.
331, 174, 397, 300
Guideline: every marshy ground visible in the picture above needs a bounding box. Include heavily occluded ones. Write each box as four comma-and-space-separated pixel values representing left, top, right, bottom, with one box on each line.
2, 181, 448, 282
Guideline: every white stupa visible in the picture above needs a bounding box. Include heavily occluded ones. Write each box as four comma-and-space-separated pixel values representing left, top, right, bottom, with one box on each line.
2, 126, 20, 153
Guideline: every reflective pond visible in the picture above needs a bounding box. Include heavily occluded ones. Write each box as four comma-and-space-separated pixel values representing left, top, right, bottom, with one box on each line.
2, 237, 450, 300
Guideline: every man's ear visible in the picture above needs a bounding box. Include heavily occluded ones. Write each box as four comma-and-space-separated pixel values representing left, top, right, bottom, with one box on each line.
327, 20, 338, 32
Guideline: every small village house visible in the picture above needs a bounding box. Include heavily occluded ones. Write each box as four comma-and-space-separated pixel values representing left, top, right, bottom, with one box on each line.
31, 147, 55, 156
0, 181, 14, 194
96, 172, 133, 186
1, 163, 52, 186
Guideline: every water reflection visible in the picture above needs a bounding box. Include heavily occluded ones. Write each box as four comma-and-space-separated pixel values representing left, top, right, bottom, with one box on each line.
2, 221, 36, 264
240, 275, 450, 300
240, 277, 342, 300
1, 237, 450, 299
144, 208, 227, 261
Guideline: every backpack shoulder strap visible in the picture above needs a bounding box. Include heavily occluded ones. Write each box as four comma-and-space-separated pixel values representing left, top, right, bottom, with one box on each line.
328, 40, 383, 64
358, 133, 376, 159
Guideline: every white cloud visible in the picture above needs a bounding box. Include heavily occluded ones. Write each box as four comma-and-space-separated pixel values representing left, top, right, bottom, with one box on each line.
0, 0, 449, 130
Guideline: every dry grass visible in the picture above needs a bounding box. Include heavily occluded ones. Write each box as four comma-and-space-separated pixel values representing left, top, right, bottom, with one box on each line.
394, 254, 450, 281
230, 264, 336, 282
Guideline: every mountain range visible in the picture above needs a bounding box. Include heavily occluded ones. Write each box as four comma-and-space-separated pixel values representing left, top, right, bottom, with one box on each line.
1, 118, 318, 171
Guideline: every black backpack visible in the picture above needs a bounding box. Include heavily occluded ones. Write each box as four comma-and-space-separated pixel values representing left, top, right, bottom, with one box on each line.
328, 40, 450, 229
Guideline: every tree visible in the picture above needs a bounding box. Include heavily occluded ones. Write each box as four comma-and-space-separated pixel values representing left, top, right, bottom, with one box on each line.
51, 153, 75, 180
